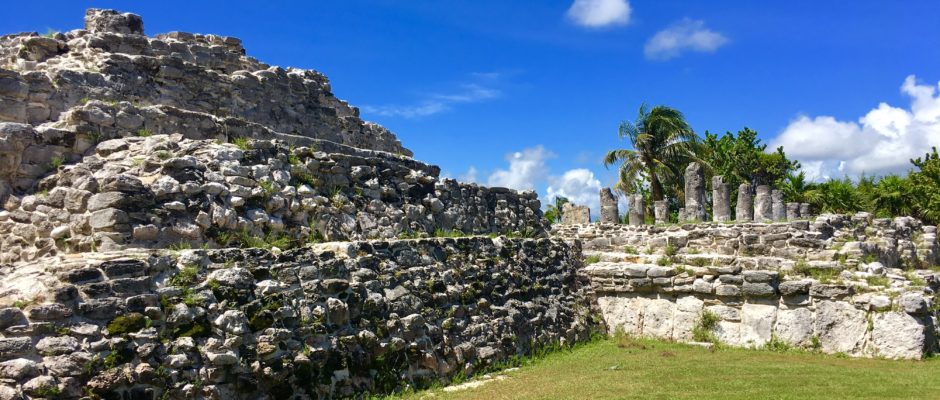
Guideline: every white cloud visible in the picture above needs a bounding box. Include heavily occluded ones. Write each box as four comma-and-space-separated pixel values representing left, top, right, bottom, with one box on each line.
546, 168, 604, 217
566, 0, 631, 28
459, 166, 479, 183
772, 75, 940, 180
361, 80, 501, 119
487, 146, 554, 190
644, 18, 728, 60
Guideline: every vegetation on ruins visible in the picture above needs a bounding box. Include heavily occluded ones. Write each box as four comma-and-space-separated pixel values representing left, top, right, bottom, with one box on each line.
780, 147, 940, 224
603, 104, 697, 201
543, 196, 569, 224
607, 103, 938, 225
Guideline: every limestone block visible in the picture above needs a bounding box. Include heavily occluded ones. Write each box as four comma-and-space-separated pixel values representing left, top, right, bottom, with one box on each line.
740, 302, 776, 347
561, 203, 590, 224
712, 176, 731, 222
599, 188, 619, 224
870, 311, 925, 359
642, 298, 676, 339
774, 307, 814, 346
683, 162, 706, 222
754, 185, 772, 222
654, 200, 668, 224
814, 300, 867, 354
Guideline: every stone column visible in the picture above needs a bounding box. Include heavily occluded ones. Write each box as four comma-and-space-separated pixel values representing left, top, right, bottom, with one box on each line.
735, 183, 753, 222
683, 162, 706, 222
654, 200, 668, 224
628, 194, 645, 225
771, 190, 786, 221
754, 185, 772, 222
799, 203, 812, 219
599, 188, 619, 224
712, 176, 731, 222
561, 203, 590, 224
786, 202, 800, 221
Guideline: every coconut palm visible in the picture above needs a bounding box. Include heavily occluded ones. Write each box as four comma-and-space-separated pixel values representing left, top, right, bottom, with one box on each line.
603, 104, 697, 201
543, 196, 570, 224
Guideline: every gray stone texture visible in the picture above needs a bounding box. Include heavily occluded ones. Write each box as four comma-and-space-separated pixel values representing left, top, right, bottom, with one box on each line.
771, 189, 786, 221
786, 202, 800, 221
712, 176, 731, 222
628, 194, 645, 226
562, 203, 591, 225
599, 187, 620, 224
735, 183, 753, 222
683, 162, 706, 222
654, 200, 668, 224
754, 185, 772, 222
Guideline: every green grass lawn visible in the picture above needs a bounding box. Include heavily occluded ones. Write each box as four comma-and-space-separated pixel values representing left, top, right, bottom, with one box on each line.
400, 338, 940, 400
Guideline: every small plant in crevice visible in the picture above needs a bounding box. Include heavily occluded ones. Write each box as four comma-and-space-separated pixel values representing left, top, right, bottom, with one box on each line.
692, 310, 720, 343
231, 136, 252, 151
137, 128, 152, 137
48, 156, 65, 170
656, 256, 673, 267
584, 255, 601, 265
761, 335, 792, 352
664, 243, 678, 257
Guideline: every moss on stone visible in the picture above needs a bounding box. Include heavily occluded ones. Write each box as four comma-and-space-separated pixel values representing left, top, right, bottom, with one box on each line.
107, 312, 147, 335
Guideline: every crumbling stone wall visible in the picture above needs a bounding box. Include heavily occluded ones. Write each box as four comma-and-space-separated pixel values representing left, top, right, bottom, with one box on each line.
0, 134, 547, 264
0, 8, 409, 157
554, 213, 940, 358
0, 237, 594, 399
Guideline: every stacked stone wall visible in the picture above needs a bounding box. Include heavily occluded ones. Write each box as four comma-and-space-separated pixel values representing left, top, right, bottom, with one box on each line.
0, 237, 594, 398
554, 214, 940, 358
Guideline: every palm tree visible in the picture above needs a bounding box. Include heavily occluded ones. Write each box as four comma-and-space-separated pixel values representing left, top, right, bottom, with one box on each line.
543, 196, 570, 224
779, 171, 809, 203
604, 104, 697, 201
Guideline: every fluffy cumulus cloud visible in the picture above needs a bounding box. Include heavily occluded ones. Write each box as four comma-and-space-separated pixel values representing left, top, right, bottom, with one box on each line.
644, 18, 728, 60
772, 75, 940, 180
566, 0, 631, 28
546, 169, 603, 216
487, 146, 554, 190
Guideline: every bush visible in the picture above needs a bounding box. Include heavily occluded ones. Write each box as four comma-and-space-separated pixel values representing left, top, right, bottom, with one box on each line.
585, 255, 601, 265
692, 310, 719, 343
107, 313, 148, 335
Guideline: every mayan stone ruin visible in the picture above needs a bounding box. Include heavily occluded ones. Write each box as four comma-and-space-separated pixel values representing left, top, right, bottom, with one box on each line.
0, 8, 937, 400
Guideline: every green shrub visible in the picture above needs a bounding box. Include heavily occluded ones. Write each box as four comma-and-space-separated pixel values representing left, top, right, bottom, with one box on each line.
232, 136, 252, 151
656, 256, 672, 266
107, 313, 147, 335
169, 265, 199, 287
623, 246, 638, 254
585, 255, 601, 265
692, 310, 719, 343
136, 128, 152, 137
865, 275, 890, 287
664, 243, 678, 257
48, 156, 64, 170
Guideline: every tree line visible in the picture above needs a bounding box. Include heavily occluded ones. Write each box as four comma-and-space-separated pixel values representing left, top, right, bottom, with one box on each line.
546, 104, 939, 225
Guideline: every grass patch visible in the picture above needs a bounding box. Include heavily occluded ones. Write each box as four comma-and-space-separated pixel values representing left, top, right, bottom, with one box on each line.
793, 259, 839, 283
136, 128, 152, 137
232, 136, 252, 151
865, 275, 890, 287
400, 339, 940, 400
585, 255, 601, 265
623, 246, 638, 254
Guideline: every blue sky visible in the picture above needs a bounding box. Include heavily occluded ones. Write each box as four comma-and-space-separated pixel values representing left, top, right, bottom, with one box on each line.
4, 1, 940, 214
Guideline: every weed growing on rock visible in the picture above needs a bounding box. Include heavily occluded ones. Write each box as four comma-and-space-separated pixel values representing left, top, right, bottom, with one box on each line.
585, 255, 601, 265
865, 275, 890, 287
107, 313, 148, 335
232, 136, 252, 151
48, 156, 64, 170
692, 310, 719, 343
623, 246, 638, 254
137, 128, 152, 137
169, 264, 199, 287
656, 256, 673, 267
